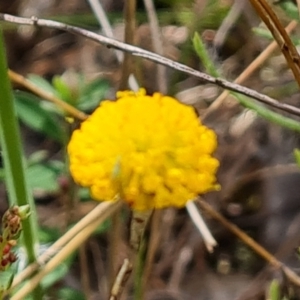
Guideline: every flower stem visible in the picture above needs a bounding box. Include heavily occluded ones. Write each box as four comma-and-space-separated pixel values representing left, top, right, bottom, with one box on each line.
133, 237, 147, 300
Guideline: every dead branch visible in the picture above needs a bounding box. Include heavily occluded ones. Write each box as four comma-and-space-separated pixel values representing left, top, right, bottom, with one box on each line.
1, 13, 300, 116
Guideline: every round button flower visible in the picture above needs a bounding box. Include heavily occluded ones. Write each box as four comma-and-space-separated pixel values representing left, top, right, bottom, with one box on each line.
68, 89, 220, 211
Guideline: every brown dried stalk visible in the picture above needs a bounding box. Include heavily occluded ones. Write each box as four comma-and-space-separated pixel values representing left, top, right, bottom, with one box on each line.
119, 0, 137, 90
9, 69, 88, 121
203, 19, 298, 120
1, 13, 300, 116
249, 0, 300, 87
109, 259, 133, 300
197, 198, 300, 286
143, 0, 167, 93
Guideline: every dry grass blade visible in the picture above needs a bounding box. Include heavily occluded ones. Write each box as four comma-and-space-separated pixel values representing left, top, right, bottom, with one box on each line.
79, 244, 92, 299
87, 0, 139, 90
109, 259, 133, 300
249, 0, 300, 87
1, 13, 300, 116
10, 201, 122, 290
143, 0, 167, 93
297, 0, 300, 18
142, 210, 162, 290
203, 20, 298, 120
186, 200, 217, 252
197, 198, 300, 286
9, 69, 88, 121
119, 0, 136, 90
10, 201, 122, 300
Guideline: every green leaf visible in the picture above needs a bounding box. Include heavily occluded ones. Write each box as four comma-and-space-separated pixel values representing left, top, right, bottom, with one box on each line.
234, 93, 300, 133
253, 27, 300, 46
27, 150, 49, 166
27, 162, 62, 193
193, 32, 219, 77
192, 30, 300, 133
268, 279, 281, 300
0, 168, 4, 180
78, 78, 110, 111
27, 74, 58, 96
252, 27, 273, 40
52, 75, 73, 103
294, 149, 300, 168
57, 288, 85, 300
0, 270, 14, 291
14, 91, 65, 143
38, 227, 61, 244
278, 1, 299, 20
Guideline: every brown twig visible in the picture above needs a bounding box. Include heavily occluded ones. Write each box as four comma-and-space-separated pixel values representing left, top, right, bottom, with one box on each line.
235, 212, 300, 300
297, 0, 300, 18
142, 210, 162, 290
203, 20, 298, 120
8, 69, 88, 121
197, 198, 300, 286
119, 0, 136, 90
88, 239, 108, 297
1, 13, 300, 116
213, 0, 246, 49
143, 0, 167, 93
249, 0, 300, 87
79, 244, 92, 299
186, 200, 217, 252
108, 211, 123, 289
87, 0, 139, 90
168, 246, 193, 291
109, 259, 133, 300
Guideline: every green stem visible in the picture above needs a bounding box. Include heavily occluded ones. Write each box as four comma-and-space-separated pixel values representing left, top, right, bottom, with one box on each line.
193, 32, 219, 78
232, 92, 300, 132
0, 28, 41, 298
134, 238, 147, 300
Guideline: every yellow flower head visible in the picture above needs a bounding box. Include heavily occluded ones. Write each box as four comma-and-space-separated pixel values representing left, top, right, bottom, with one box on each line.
68, 89, 220, 211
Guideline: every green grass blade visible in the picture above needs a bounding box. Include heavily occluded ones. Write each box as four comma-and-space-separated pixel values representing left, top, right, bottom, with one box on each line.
0, 27, 40, 290
193, 32, 300, 133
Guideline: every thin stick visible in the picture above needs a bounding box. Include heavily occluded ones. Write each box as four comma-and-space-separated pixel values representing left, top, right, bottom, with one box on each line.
119, 0, 137, 90
1, 13, 300, 116
79, 244, 92, 299
130, 210, 152, 251
168, 246, 193, 291
197, 198, 300, 286
109, 259, 133, 300
249, 0, 300, 87
186, 200, 217, 252
297, 0, 300, 19
142, 210, 162, 290
108, 211, 122, 289
203, 20, 298, 120
11, 200, 122, 289
9, 69, 88, 121
213, 0, 246, 49
86, 0, 139, 90
143, 0, 167, 93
